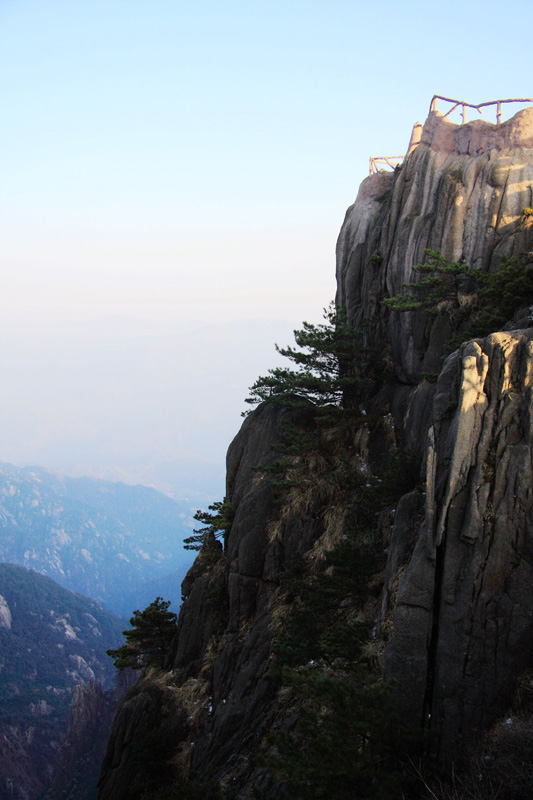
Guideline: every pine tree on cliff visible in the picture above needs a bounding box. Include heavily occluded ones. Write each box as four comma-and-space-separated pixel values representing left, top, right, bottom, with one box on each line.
244, 303, 365, 414
107, 597, 177, 671
183, 499, 234, 552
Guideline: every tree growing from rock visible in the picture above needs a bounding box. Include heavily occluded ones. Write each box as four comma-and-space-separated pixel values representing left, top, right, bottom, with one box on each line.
384, 249, 533, 349
107, 597, 177, 671
183, 500, 234, 552
244, 303, 366, 415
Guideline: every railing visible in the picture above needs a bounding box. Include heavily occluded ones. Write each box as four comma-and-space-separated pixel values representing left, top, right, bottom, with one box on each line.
368, 96, 533, 176
369, 156, 404, 175
429, 95, 533, 125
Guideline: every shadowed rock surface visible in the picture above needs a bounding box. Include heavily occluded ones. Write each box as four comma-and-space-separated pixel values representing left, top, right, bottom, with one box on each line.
385, 330, 533, 763
98, 106, 533, 798
98, 403, 313, 799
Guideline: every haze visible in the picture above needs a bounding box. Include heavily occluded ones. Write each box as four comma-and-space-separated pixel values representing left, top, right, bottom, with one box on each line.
1, 0, 530, 500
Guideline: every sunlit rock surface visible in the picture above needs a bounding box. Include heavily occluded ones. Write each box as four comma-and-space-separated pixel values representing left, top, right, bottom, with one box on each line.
98, 106, 533, 796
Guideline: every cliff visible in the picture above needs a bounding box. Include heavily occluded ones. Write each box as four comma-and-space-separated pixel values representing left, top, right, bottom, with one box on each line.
98, 106, 533, 799
98, 403, 293, 799
337, 106, 533, 383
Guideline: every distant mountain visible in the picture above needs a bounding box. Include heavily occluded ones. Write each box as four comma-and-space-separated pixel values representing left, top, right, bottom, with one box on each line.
0, 318, 294, 497
118, 567, 186, 615
0, 462, 196, 615
0, 564, 124, 800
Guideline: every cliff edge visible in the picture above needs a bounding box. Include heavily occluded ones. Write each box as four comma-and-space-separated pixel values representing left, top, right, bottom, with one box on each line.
98, 105, 533, 799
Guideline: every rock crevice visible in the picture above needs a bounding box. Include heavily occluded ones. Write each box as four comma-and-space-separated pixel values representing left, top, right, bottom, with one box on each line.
386, 331, 533, 763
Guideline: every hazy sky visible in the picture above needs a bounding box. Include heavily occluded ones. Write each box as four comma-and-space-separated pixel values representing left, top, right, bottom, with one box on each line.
0, 0, 532, 494
3, 0, 531, 333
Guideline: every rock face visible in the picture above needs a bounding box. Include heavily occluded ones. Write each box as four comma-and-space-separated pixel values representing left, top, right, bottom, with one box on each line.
336, 107, 533, 382
98, 106, 533, 796
385, 330, 533, 763
98, 403, 308, 799
0, 593, 12, 629
334, 107, 533, 765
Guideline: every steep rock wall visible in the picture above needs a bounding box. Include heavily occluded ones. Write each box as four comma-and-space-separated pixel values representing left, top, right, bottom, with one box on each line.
98, 404, 325, 799
337, 107, 533, 383
98, 106, 533, 796
385, 329, 533, 764
338, 107, 533, 765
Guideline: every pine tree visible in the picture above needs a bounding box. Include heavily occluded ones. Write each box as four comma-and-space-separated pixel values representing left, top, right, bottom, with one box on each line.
244, 303, 366, 414
383, 249, 533, 348
383, 249, 476, 316
183, 500, 233, 552
107, 597, 177, 671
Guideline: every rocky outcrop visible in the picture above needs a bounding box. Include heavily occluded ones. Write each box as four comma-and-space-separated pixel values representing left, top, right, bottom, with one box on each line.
98, 105, 533, 796
0, 593, 11, 629
336, 107, 533, 384
334, 107, 533, 767
98, 402, 331, 799
98, 403, 302, 799
385, 329, 533, 764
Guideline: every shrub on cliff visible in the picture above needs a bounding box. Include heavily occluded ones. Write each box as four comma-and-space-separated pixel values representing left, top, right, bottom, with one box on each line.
261, 445, 423, 799
107, 597, 177, 671
383, 249, 477, 316
266, 666, 417, 800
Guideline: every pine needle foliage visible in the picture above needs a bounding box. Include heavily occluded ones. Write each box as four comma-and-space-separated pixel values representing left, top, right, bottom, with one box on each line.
383, 249, 476, 317
183, 500, 234, 552
245, 303, 366, 414
267, 666, 417, 800
466, 255, 533, 336
107, 597, 177, 671
384, 249, 533, 352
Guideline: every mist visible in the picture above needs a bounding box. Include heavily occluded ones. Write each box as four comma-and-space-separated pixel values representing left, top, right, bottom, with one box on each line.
0, 316, 297, 500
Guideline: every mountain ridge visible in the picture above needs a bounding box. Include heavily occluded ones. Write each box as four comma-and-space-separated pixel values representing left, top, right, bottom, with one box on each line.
0, 563, 125, 800
0, 460, 195, 614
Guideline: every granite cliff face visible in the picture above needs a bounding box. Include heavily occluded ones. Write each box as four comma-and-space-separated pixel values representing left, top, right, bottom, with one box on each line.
337, 107, 533, 380
98, 107, 533, 798
384, 330, 533, 763
98, 404, 297, 799
336, 107, 533, 766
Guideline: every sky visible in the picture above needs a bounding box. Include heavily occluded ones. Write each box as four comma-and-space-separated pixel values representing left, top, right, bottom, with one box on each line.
0, 0, 532, 497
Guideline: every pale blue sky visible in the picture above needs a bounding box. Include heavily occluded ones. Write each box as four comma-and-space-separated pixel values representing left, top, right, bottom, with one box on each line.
0, 0, 531, 493
2, 0, 531, 332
